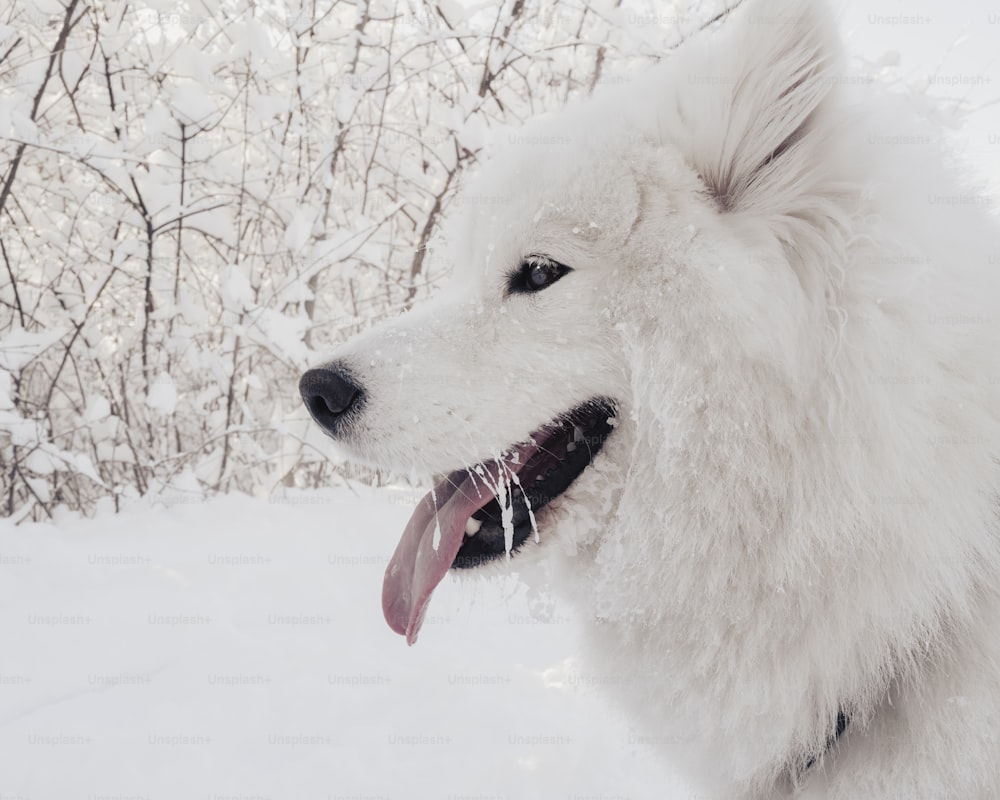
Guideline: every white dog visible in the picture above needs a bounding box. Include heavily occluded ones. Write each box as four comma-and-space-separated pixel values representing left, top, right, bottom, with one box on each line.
301, 0, 1000, 796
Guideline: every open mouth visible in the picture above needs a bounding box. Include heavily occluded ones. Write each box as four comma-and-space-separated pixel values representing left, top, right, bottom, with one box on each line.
382, 397, 617, 645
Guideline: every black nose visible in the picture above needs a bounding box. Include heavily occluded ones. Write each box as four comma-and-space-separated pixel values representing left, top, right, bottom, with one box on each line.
299, 366, 364, 437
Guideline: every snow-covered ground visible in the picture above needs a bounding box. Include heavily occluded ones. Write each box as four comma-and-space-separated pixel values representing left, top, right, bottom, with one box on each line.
1, 488, 690, 800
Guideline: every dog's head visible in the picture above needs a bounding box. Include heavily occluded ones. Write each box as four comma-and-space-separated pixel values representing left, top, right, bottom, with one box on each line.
301, 0, 845, 643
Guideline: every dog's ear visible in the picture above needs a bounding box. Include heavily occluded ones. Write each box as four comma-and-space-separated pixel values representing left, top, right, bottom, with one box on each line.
671, 0, 842, 213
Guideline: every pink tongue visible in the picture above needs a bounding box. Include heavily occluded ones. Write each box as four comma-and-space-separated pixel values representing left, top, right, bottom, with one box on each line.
382, 445, 537, 645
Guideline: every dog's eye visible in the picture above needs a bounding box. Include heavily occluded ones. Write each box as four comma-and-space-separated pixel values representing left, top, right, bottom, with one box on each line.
508, 255, 572, 295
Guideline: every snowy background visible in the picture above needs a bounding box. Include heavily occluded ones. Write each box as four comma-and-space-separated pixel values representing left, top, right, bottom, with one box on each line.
1, 1, 998, 798
0, 488, 688, 799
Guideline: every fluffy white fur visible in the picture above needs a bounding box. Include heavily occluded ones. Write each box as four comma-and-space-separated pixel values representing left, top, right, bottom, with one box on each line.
314, 0, 1000, 796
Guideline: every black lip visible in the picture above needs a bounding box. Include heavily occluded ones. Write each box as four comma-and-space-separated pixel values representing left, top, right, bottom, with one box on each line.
450, 398, 617, 570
